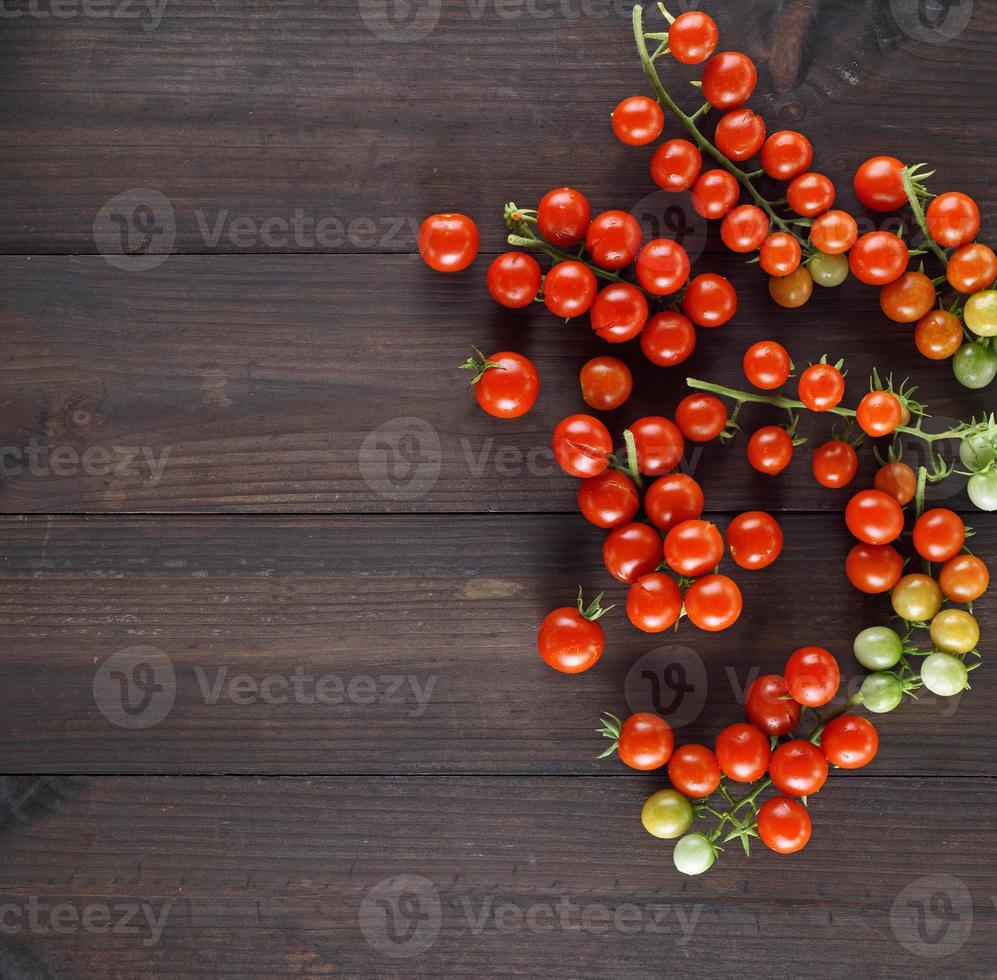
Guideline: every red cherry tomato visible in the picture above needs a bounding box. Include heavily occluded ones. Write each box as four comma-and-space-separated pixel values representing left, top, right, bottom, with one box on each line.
644, 474, 705, 533
603, 522, 662, 584
745, 674, 800, 736
875, 461, 917, 504
585, 210, 643, 270
684, 574, 742, 632
879, 271, 936, 323
626, 574, 683, 633
702, 51, 757, 109
630, 416, 684, 475
913, 508, 965, 563
821, 714, 878, 769
664, 519, 724, 577
725, 511, 783, 570
769, 739, 828, 796
947, 243, 997, 294
714, 108, 766, 161
854, 156, 906, 212
743, 340, 791, 390
590, 282, 649, 342
470, 351, 540, 419
845, 543, 904, 594
845, 489, 904, 544
675, 393, 728, 442
612, 96, 665, 147
650, 139, 703, 192
926, 191, 980, 249
721, 204, 769, 253
812, 440, 858, 489
537, 187, 591, 247
757, 796, 811, 854
691, 169, 741, 220
640, 311, 697, 367
580, 356, 633, 411
939, 554, 990, 603
786, 172, 835, 217
760, 232, 802, 277
578, 470, 640, 528
784, 646, 840, 707
636, 239, 691, 295
849, 232, 909, 285
715, 723, 770, 782
544, 261, 598, 318
668, 10, 719, 64
810, 210, 858, 254
798, 362, 845, 412
537, 601, 605, 674
760, 131, 813, 181
616, 712, 674, 769
856, 390, 903, 437
684, 273, 737, 327
484, 251, 541, 314
667, 744, 722, 798
747, 426, 793, 475
552, 414, 612, 478
419, 213, 480, 272
915, 309, 964, 360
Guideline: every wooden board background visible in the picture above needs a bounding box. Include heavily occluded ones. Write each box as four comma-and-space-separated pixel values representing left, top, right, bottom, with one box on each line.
1, 0, 995, 976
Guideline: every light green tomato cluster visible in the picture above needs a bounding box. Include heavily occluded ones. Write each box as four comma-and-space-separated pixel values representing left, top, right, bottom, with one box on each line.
959, 431, 997, 511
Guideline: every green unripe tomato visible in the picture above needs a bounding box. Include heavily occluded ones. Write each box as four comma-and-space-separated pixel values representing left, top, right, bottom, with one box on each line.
964, 290, 997, 337
809, 251, 849, 288
860, 672, 903, 713
641, 789, 694, 840
952, 342, 997, 389
853, 626, 904, 670
920, 653, 969, 697
673, 833, 717, 876
960, 432, 997, 470
968, 471, 997, 511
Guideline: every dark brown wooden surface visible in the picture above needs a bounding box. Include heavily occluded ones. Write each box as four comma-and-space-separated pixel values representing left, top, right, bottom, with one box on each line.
1, 0, 996, 976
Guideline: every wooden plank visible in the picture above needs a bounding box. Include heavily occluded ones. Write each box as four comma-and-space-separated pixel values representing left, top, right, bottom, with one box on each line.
0, 774, 993, 978
0, 514, 992, 774
0, 254, 992, 513
0, 1, 995, 253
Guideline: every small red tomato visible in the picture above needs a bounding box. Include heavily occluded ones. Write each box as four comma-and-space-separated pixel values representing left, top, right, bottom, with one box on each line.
926, 191, 980, 249
537, 187, 591, 247
745, 674, 800, 736
630, 416, 685, 475
590, 282, 649, 343
879, 271, 937, 323
468, 351, 539, 420
856, 390, 903, 437
715, 723, 770, 782
784, 646, 840, 707
913, 508, 966, 563
821, 714, 878, 770
915, 309, 964, 360
725, 511, 783, 570
810, 210, 859, 255
854, 156, 906, 212
757, 796, 811, 854
664, 519, 725, 577
486, 252, 542, 308
640, 311, 697, 367
701, 51, 757, 110
544, 261, 598, 319
650, 139, 703, 192
768, 263, 813, 309
849, 232, 909, 286
612, 96, 665, 147
675, 393, 728, 442
812, 440, 858, 489
552, 414, 613, 478
419, 213, 480, 272
760, 130, 813, 181
769, 739, 828, 796
684, 273, 737, 327
846, 543, 904, 594
585, 210, 643, 270
636, 239, 691, 295
626, 573, 683, 633
668, 10, 719, 64
786, 172, 835, 217
603, 522, 662, 584
721, 204, 769, 253
714, 108, 766, 161
691, 169, 741, 220
615, 712, 675, 769
947, 243, 997, 294
939, 554, 990, 603
578, 470, 640, 529
667, 744, 722, 798
644, 474, 705, 533
760, 232, 802, 277
845, 489, 904, 545
747, 426, 794, 475
743, 340, 791, 390
537, 596, 606, 674
580, 356, 633, 411
798, 362, 845, 411
874, 461, 917, 504
684, 574, 742, 632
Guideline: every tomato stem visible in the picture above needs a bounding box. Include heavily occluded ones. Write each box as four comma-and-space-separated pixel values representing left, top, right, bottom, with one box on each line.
621, 428, 644, 490
901, 165, 950, 268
